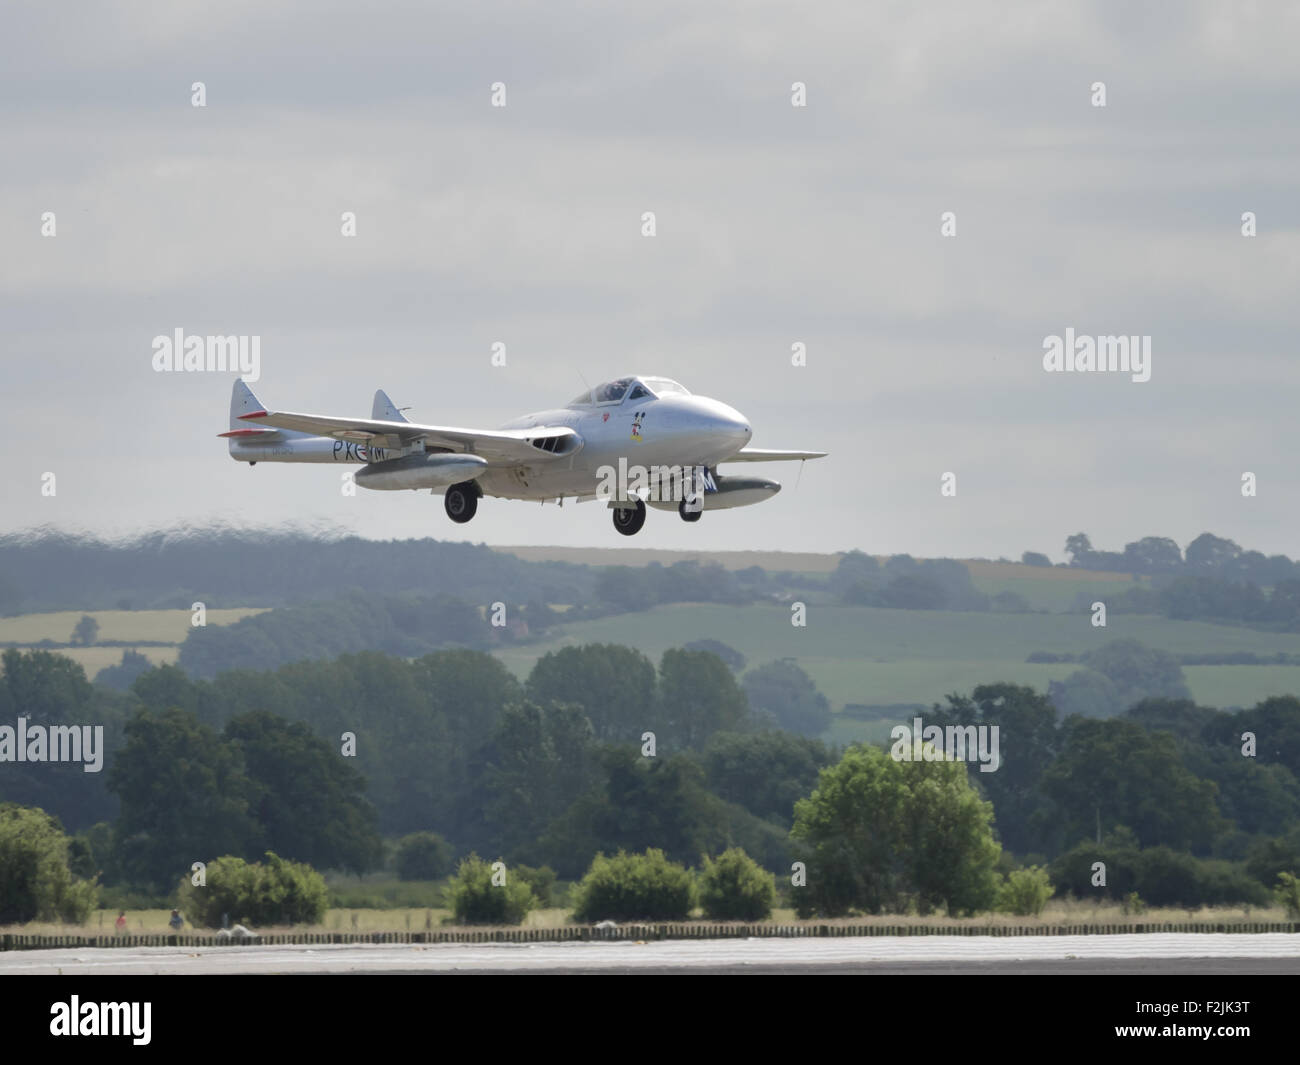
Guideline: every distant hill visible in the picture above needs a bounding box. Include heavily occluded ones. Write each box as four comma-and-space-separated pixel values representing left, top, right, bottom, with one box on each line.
0, 525, 596, 613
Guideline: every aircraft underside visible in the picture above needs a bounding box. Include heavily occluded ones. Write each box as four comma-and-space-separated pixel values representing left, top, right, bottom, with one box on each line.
222, 376, 822, 537
444, 466, 783, 536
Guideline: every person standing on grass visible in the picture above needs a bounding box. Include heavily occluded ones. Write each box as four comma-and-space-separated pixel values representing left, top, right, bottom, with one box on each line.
169, 909, 184, 931
114, 911, 127, 936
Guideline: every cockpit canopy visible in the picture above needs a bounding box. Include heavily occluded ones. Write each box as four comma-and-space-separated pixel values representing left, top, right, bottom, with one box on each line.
567, 376, 690, 407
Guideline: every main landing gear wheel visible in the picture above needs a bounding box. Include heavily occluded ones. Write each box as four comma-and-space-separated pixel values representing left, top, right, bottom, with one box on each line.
679, 497, 702, 523
445, 482, 479, 523
612, 499, 646, 536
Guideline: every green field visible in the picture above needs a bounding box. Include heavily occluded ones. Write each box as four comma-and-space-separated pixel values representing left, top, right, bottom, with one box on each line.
965, 560, 1141, 612
497, 603, 1300, 713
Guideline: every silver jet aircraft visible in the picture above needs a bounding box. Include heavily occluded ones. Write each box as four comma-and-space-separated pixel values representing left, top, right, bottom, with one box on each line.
221, 376, 826, 536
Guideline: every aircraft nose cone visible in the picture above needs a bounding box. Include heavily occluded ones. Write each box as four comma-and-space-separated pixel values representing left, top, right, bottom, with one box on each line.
713, 403, 751, 448
673, 396, 752, 459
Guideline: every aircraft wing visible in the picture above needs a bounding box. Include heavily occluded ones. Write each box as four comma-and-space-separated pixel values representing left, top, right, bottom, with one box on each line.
719, 447, 828, 462
239, 408, 579, 465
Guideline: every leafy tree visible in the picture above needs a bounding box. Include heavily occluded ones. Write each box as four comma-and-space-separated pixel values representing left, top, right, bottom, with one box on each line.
698, 847, 775, 920
571, 849, 695, 922
1123, 697, 1220, 741
108, 707, 261, 890
1121, 698, 1300, 839
1, 648, 95, 720
884, 554, 919, 578
522, 599, 561, 632
1082, 639, 1191, 705
526, 644, 656, 743
1160, 576, 1268, 623
1267, 580, 1300, 626
1184, 533, 1241, 575
702, 731, 832, 825
1064, 533, 1094, 567
1245, 825, 1300, 889
929, 684, 1059, 854
393, 832, 453, 881
446, 854, 537, 925
1205, 695, 1300, 780
1122, 536, 1183, 574
68, 821, 117, 884
0, 804, 99, 924
130, 663, 202, 717
1021, 551, 1052, 567
71, 615, 99, 647
0, 650, 125, 834
683, 639, 746, 672
655, 648, 750, 749
94, 649, 154, 691
834, 551, 883, 602
536, 748, 735, 878
790, 744, 1001, 917
742, 660, 832, 736
476, 700, 599, 860
1039, 717, 1225, 853
178, 851, 328, 928
1048, 669, 1121, 719
224, 710, 383, 873
1051, 640, 1191, 718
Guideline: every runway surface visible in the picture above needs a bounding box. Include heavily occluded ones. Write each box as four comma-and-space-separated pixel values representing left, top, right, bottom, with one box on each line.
4, 933, 1299, 974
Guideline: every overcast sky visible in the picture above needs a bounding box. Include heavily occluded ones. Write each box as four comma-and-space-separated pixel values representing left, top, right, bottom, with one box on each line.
3, 1, 1297, 560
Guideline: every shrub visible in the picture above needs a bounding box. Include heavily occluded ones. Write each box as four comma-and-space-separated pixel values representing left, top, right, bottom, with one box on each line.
178, 851, 328, 928
699, 848, 775, 921
996, 866, 1054, 916
0, 804, 99, 924
1276, 872, 1300, 919
1049, 841, 1269, 908
512, 864, 558, 908
572, 849, 696, 922
446, 855, 537, 925
393, 832, 452, 881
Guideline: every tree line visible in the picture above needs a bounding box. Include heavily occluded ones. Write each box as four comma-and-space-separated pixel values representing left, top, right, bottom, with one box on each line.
2, 642, 1298, 916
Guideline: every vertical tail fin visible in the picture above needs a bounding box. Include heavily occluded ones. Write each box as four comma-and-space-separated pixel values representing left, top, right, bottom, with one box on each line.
230, 378, 267, 429
372, 390, 410, 423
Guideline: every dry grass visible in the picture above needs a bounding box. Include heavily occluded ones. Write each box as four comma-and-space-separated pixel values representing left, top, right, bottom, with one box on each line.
0, 608, 268, 645
5, 899, 1289, 937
